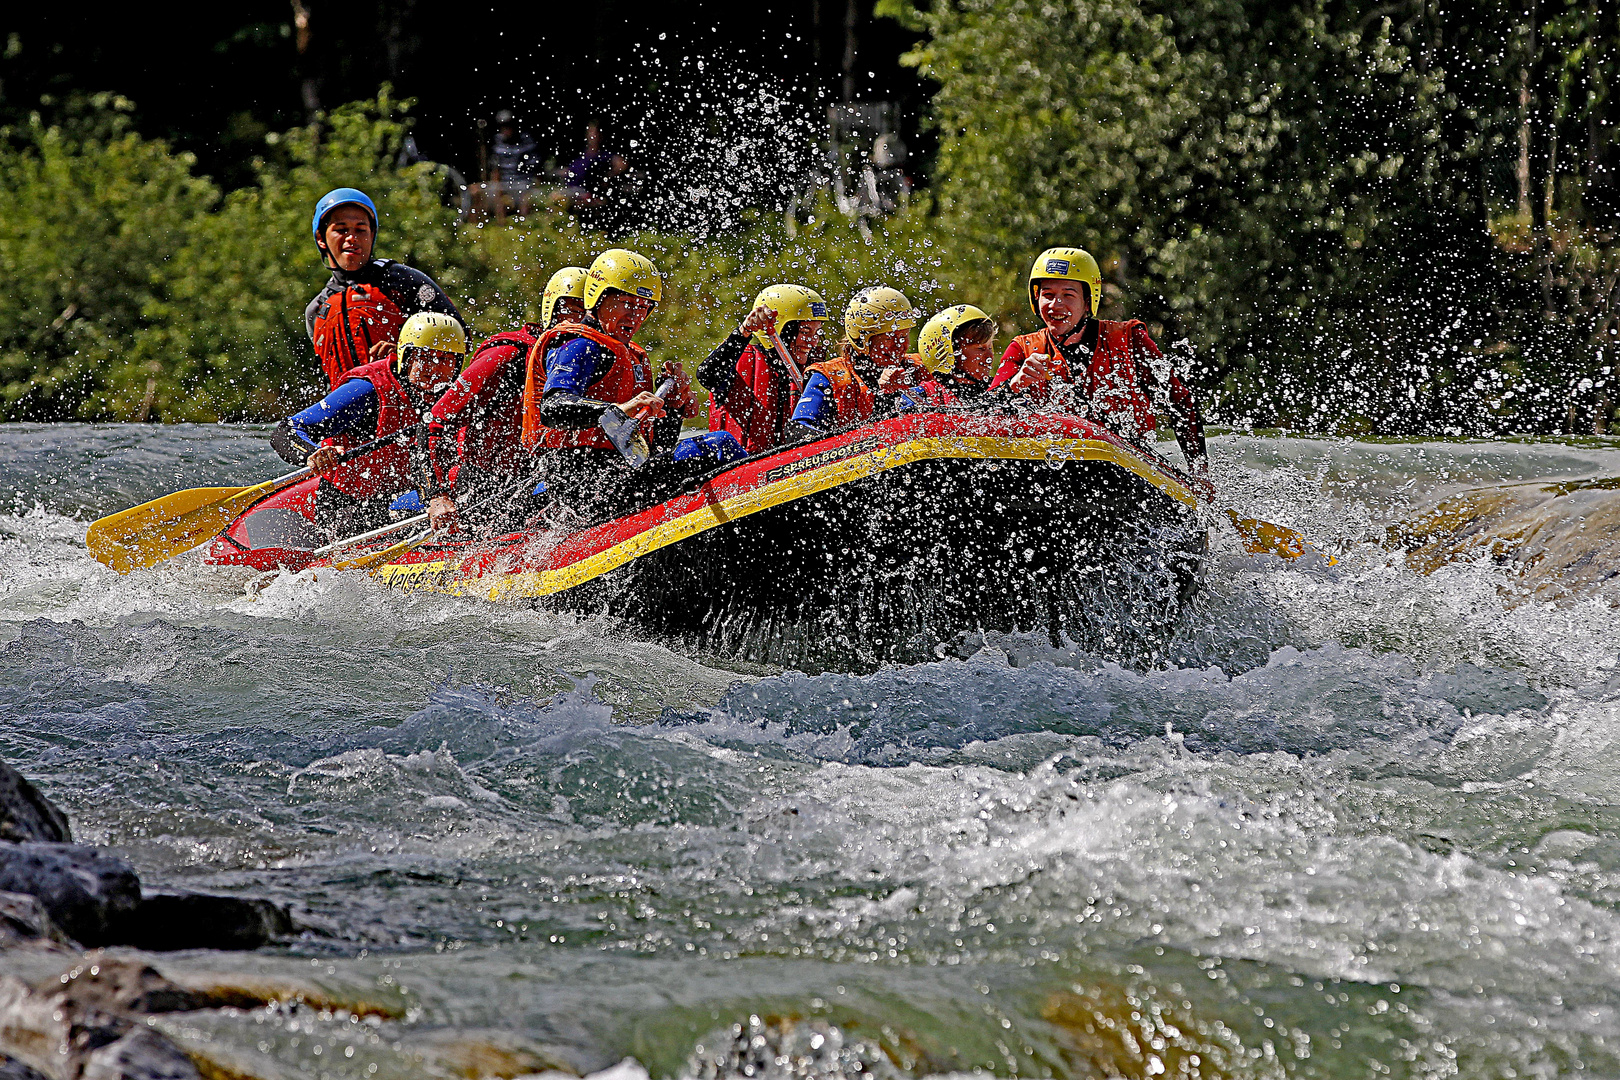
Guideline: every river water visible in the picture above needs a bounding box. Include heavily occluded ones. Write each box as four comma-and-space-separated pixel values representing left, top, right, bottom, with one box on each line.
1, 422, 1618, 1080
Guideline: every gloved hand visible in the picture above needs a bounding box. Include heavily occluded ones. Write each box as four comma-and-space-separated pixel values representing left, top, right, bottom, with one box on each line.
661, 360, 698, 418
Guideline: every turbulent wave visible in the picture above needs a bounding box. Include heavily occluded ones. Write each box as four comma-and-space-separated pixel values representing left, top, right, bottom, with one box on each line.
2, 424, 1619, 1079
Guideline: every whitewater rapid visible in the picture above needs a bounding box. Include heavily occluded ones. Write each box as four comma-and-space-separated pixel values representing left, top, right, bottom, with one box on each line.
1, 422, 1618, 1079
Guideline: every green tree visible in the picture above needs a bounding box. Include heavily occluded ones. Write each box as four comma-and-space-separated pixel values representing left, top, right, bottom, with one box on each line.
0, 95, 216, 419
879, 0, 1541, 434
129, 89, 490, 421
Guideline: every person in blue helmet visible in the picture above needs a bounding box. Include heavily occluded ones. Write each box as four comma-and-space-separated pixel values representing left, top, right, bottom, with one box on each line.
305, 187, 465, 390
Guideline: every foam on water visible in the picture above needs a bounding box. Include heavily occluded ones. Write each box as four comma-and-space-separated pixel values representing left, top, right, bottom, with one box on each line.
2, 424, 1619, 1079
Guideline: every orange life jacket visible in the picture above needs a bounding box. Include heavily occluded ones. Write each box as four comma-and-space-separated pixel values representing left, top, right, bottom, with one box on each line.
520, 321, 654, 450
804, 356, 877, 425
310, 283, 408, 390
1007, 320, 1158, 442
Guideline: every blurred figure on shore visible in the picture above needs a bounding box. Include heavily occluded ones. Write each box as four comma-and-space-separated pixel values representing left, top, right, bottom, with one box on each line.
484, 110, 540, 220
549, 122, 629, 229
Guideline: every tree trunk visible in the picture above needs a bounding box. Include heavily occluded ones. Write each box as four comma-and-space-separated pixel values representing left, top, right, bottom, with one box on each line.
290, 0, 320, 120
842, 0, 858, 105
1518, 67, 1533, 220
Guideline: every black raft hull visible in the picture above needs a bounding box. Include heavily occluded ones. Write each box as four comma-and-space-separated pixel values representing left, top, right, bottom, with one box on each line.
556, 420, 1205, 670
370, 412, 1209, 671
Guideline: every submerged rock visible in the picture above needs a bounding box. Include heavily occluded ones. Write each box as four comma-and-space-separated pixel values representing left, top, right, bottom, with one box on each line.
77, 1029, 200, 1080
0, 845, 140, 948
54, 956, 217, 1015
0, 957, 252, 1080
1392, 475, 1620, 602
0, 766, 70, 846
0, 1055, 50, 1080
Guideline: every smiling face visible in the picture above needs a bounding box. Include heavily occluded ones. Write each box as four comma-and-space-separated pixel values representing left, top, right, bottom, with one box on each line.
321, 207, 375, 272
865, 327, 910, 366
1035, 280, 1090, 337
785, 321, 824, 365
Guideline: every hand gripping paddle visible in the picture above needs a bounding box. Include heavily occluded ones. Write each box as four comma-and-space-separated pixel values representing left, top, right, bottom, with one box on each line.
599, 377, 677, 468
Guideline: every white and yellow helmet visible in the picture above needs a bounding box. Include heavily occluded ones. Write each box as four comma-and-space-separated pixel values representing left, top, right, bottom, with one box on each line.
583, 248, 662, 311
1027, 246, 1102, 318
751, 283, 829, 348
842, 286, 920, 350
396, 312, 468, 367
917, 304, 995, 374
541, 266, 588, 326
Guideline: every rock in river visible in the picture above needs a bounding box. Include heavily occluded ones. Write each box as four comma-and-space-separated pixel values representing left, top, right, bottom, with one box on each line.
0, 764, 70, 846
0, 845, 140, 948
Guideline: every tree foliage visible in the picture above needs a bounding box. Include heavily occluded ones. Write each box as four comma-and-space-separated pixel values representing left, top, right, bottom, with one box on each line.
880, 0, 1619, 434
0, 93, 956, 423
0, 96, 217, 419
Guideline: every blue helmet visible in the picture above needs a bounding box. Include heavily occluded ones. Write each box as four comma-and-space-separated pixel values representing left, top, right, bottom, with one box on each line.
311, 188, 378, 245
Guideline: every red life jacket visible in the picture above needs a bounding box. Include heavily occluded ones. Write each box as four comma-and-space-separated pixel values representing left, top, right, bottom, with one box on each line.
804, 356, 877, 425
435, 326, 539, 482
520, 321, 653, 450
708, 341, 798, 454
1004, 320, 1159, 442
322, 357, 417, 500
310, 282, 408, 390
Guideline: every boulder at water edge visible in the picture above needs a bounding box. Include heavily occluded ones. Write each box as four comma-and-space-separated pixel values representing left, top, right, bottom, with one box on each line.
0, 764, 71, 846
0, 845, 141, 947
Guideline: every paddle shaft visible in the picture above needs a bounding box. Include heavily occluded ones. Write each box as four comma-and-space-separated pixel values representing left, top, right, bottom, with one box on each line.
312, 511, 430, 557
764, 329, 806, 395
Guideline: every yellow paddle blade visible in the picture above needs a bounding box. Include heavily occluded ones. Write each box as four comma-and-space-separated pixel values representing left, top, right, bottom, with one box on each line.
1225, 508, 1337, 564
85, 479, 283, 573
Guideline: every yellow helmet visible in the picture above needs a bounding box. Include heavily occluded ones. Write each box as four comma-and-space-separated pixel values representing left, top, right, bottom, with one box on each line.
842, 286, 921, 350
396, 311, 468, 365
1027, 246, 1102, 318
917, 304, 995, 374
583, 248, 662, 311
541, 266, 588, 327
751, 283, 829, 348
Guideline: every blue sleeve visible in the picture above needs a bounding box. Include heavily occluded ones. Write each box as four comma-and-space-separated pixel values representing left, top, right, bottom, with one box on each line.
286, 379, 379, 452
892, 384, 928, 412
791, 372, 835, 428
543, 338, 614, 398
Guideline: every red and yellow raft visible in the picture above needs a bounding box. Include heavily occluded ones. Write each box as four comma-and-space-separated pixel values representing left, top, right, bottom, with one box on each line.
209, 411, 1210, 668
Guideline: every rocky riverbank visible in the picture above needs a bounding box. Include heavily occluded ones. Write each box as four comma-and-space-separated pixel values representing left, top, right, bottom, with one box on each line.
0, 760, 300, 1079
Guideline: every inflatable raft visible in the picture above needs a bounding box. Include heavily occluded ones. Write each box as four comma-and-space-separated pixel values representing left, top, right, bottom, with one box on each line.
208, 411, 1210, 668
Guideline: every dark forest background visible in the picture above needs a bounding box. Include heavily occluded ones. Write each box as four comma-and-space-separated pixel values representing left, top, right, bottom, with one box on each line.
1, 0, 1616, 434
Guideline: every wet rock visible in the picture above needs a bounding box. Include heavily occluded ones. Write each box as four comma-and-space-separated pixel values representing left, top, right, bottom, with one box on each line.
402, 1030, 579, 1079
79, 1030, 200, 1080
0, 1055, 50, 1080
1392, 477, 1620, 602
0, 845, 140, 948
0, 765, 70, 846
0, 960, 221, 1080
0, 972, 129, 1080
114, 894, 293, 953
54, 957, 214, 1016
0, 892, 74, 949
